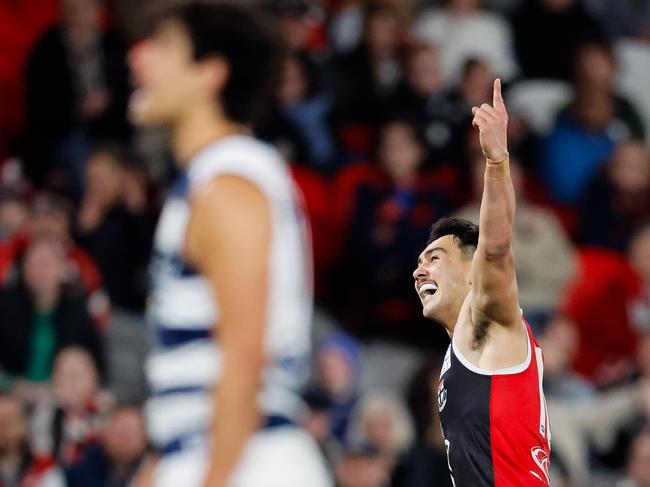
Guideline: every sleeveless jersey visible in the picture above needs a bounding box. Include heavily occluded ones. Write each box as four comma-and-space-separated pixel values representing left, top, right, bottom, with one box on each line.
438, 319, 551, 486
145, 135, 312, 453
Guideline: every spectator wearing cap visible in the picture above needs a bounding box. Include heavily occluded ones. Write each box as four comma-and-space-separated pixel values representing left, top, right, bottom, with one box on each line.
65, 403, 146, 487
0, 394, 65, 487
0, 192, 110, 331
76, 147, 154, 313
0, 238, 104, 402
314, 332, 362, 444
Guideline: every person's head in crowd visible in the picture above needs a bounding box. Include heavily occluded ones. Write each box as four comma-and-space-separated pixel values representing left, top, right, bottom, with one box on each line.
102, 404, 147, 472
0, 189, 28, 241
539, 314, 579, 378
404, 42, 444, 98
626, 429, 650, 487
83, 147, 128, 209
52, 346, 100, 411
22, 237, 68, 311
443, 0, 483, 14
607, 141, 650, 196
265, 0, 311, 53
363, 1, 402, 58
316, 332, 361, 401
335, 441, 388, 487
278, 53, 318, 105
572, 39, 617, 90
460, 58, 494, 107
301, 387, 335, 445
0, 394, 27, 458
377, 119, 427, 184
349, 393, 413, 461
30, 193, 74, 243
630, 224, 650, 288
60, 0, 102, 47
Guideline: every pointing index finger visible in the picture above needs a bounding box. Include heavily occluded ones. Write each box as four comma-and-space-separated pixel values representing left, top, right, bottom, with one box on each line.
493, 78, 506, 114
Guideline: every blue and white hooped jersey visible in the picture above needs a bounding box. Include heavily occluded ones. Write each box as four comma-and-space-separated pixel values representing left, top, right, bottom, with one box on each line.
145, 135, 313, 452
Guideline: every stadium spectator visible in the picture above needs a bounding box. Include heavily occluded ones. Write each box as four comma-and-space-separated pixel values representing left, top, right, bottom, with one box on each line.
257, 53, 340, 173
334, 441, 389, 487
334, 119, 452, 346
541, 40, 645, 206
413, 0, 518, 82
540, 314, 595, 401
76, 147, 154, 313
349, 393, 413, 475
314, 332, 362, 444
31, 347, 111, 468
512, 0, 603, 80
0, 190, 28, 243
0, 192, 110, 330
579, 141, 650, 252
391, 357, 453, 487
628, 224, 650, 333
65, 404, 146, 487
0, 238, 104, 400
0, 394, 65, 487
334, 1, 404, 124
384, 42, 465, 165
454, 155, 575, 330
22, 0, 131, 188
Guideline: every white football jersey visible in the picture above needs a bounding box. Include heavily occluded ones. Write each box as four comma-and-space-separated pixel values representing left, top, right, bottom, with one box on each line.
145, 135, 313, 451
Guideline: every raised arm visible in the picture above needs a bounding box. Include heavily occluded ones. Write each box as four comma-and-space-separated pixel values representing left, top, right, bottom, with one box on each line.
186, 175, 271, 487
470, 79, 520, 329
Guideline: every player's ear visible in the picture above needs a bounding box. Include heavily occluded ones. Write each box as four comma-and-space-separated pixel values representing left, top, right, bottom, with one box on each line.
198, 56, 230, 101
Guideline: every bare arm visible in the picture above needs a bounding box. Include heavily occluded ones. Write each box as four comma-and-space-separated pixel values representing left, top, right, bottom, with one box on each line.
186, 175, 271, 487
470, 79, 520, 329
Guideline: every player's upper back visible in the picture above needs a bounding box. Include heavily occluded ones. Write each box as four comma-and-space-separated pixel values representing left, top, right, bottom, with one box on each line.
146, 134, 312, 450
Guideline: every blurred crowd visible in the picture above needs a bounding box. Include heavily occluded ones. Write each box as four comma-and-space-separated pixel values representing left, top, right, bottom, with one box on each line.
1, 0, 650, 486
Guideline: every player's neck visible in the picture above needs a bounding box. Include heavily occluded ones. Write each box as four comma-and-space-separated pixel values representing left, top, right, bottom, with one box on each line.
171, 103, 249, 166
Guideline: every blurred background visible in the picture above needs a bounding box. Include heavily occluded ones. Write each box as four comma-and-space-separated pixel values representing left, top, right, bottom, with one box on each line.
1, 0, 650, 486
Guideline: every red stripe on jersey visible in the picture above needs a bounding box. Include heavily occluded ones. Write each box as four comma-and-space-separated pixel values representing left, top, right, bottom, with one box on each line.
490, 322, 551, 486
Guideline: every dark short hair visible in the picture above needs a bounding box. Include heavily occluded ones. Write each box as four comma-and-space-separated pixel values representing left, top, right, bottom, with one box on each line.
427, 217, 479, 259
155, 1, 284, 124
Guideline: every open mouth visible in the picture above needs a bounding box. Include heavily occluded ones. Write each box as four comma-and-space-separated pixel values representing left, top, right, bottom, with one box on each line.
419, 282, 438, 299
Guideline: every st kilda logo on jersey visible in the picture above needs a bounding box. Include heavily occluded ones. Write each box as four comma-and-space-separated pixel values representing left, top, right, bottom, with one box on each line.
438, 378, 447, 412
